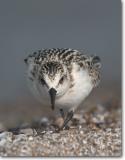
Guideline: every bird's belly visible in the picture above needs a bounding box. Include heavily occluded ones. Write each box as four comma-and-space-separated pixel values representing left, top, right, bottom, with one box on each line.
56, 73, 93, 111
55, 91, 86, 111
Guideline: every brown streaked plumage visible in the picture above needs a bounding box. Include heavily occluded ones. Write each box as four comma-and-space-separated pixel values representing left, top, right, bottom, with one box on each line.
25, 48, 101, 87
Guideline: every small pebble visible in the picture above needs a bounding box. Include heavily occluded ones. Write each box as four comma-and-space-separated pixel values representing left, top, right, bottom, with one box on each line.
0, 99, 121, 157
80, 130, 84, 134
20, 128, 33, 136
28, 136, 33, 141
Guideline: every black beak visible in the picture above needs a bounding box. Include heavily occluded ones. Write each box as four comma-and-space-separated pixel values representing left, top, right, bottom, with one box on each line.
49, 88, 57, 110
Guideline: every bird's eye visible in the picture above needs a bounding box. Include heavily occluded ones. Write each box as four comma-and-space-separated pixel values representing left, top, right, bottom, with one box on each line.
59, 76, 65, 85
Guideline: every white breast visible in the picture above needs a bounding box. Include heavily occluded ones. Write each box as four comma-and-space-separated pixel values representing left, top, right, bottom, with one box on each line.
56, 63, 93, 111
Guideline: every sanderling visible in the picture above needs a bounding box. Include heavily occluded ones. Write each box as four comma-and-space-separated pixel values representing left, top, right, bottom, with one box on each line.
24, 48, 101, 129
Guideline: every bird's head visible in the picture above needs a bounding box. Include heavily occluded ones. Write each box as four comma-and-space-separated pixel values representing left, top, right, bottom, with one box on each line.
38, 61, 70, 110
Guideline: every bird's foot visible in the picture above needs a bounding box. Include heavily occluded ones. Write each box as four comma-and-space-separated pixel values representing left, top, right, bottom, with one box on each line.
60, 110, 74, 130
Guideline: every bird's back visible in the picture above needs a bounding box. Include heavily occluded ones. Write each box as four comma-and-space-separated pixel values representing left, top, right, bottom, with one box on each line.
25, 48, 101, 87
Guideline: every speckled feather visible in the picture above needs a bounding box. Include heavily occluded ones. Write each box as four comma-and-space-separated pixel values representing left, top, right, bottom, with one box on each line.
25, 48, 101, 87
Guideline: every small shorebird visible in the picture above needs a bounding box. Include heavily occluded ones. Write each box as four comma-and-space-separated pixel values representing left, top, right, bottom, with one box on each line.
24, 48, 101, 129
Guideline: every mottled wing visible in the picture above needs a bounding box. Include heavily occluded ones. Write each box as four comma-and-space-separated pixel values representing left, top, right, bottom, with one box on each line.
86, 55, 101, 87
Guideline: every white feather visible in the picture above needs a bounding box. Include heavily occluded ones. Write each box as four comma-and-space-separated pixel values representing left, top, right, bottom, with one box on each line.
56, 63, 93, 112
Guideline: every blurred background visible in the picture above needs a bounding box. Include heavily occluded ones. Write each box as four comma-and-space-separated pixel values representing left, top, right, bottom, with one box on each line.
0, 0, 121, 128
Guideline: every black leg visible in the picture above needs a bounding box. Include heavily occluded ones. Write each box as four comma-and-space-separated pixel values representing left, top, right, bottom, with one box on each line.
61, 110, 74, 129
